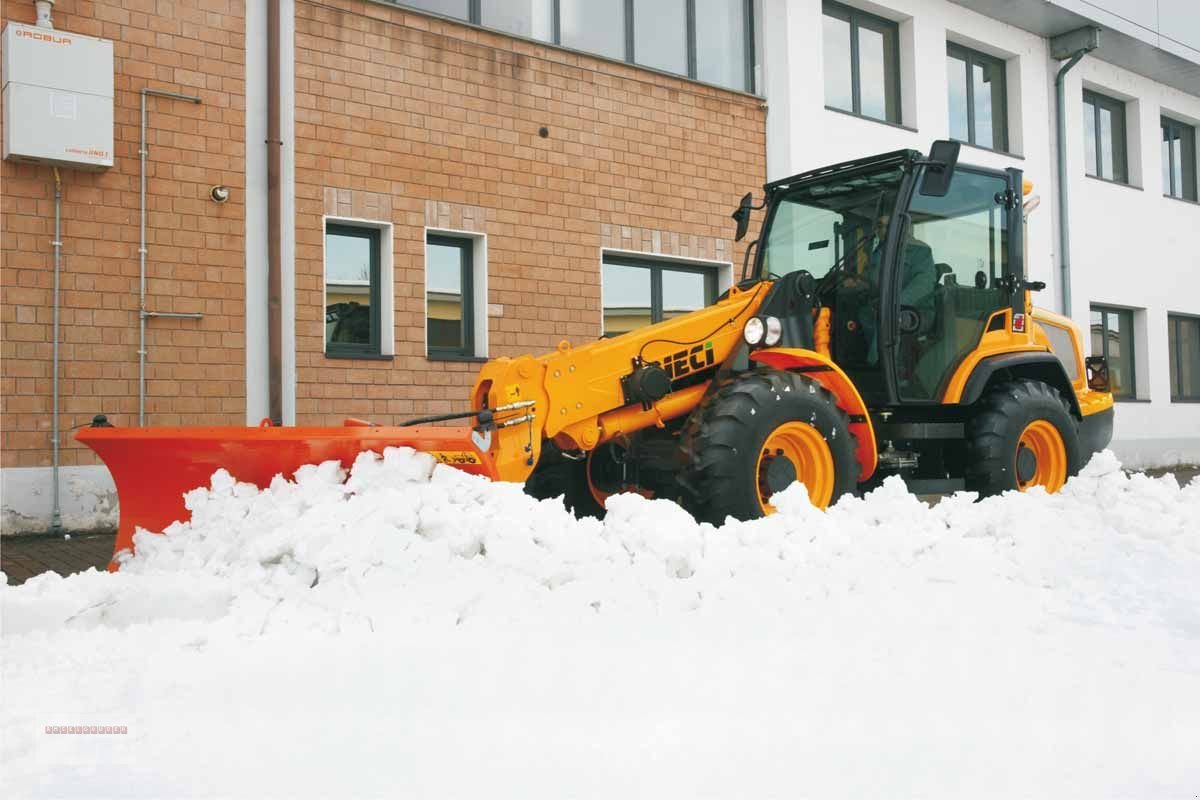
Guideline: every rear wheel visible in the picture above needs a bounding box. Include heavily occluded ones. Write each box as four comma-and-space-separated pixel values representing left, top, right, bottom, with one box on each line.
679, 370, 859, 524
966, 378, 1081, 495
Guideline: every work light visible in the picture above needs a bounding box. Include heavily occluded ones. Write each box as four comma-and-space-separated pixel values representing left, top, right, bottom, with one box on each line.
743, 317, 765, 346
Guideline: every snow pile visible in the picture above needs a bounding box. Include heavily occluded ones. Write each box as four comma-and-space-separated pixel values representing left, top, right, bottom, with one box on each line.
3, 448, 1199, 798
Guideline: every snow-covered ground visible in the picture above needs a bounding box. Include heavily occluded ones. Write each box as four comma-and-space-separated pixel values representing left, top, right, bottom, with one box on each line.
3, 448, 1198, 798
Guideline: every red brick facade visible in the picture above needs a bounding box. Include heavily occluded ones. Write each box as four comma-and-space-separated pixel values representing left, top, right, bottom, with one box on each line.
2, 0, 765, 467
1, 0, 246, 468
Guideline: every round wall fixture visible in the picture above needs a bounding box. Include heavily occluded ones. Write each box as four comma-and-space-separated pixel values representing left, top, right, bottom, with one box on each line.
209, 185, 231, 204
538, 127, 549, 138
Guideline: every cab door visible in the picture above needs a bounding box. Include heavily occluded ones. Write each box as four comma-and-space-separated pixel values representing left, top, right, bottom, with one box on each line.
890, 168, 1017, 402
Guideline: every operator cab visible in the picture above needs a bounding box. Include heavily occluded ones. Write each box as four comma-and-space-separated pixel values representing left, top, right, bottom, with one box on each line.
745, 144, 1025, 409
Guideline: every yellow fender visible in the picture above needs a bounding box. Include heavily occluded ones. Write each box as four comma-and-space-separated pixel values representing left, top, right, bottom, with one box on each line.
748, 348, 878, 482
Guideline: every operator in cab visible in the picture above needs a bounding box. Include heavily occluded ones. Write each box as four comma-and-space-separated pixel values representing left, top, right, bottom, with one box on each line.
844, 213, 937, 365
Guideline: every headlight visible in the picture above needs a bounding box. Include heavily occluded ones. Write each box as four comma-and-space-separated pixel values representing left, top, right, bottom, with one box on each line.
763, 316, 783, 346
743, 316, 765, 346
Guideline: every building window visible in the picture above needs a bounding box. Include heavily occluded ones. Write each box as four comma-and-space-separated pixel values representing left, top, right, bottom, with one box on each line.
602, 255, 717, 337
634, 0, 686, 75
325, 224, 381, 357
1168, 314, 1200, 402
822, 1, 901, 124
481, 0, 554, 41
426, 235, 475, 359
1162, 117, 1198, 201
1090, 306, 1135, 400
1083, 90, 1129, 184
401, 0, 469, 21
560, 0, 626, 61
392, 0, 755, 93
946, 43, 1007, 152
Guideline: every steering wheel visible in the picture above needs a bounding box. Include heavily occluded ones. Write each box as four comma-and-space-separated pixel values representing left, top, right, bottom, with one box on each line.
898, 305, 922, 334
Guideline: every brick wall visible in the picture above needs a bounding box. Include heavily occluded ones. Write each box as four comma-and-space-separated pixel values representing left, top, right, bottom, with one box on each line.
2, 0, 766, 468
293, 0, 767, 423
0, 0, 247, 468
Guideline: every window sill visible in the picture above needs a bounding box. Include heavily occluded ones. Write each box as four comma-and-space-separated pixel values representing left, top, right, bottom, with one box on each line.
324, 351, 394, 361
955, 139, 1023, 160
824, 105, 917, 133
1170, 397, 1200, 404
1163, 193, 1200, 207
427, 353, 489, 363
1084, 174, 1142, 191
1115, 397, 1150, 403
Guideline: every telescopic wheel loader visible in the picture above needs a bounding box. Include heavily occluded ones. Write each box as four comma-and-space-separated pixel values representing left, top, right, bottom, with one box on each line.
81, 142, 1114, 566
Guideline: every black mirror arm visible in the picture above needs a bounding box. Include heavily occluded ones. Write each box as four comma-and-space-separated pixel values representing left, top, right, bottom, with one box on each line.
998, 275, 1047, 294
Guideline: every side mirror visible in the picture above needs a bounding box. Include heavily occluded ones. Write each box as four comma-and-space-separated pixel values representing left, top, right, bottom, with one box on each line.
732, 192, 753, 242
918, 139, 961, 197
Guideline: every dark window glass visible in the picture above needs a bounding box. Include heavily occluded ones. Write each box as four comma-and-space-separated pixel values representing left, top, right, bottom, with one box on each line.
1168, 314, 1200, 401
634, 0, 687, 75
427, 235, 474, 358
400, 0, 469, 20
1083, 90, 1128, 184
560, 0, 626, 60
480, 0, 554, 41
695, 0, 748, 91
946, 43, 1007, 152
1090, 306, 1135, 399
602, 257, 717, 337
822, 2, 901, 124
326, 225, 381, 356
1161, 117, 1198, 201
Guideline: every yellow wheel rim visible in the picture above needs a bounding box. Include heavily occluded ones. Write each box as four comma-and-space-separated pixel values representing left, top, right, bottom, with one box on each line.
756, 421, 836, 512
1015, 419, 1067, 492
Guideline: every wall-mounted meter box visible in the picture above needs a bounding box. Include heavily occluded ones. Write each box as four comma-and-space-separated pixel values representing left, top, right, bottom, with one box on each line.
2, 23, 114, 170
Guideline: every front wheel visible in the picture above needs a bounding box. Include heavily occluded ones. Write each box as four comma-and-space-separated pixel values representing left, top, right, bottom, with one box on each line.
679, 370, 860, 524
966, 379, 1082, 495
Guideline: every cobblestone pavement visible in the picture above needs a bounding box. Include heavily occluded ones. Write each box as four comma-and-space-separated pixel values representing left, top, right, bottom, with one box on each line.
2, 533, 116, 585
2, 467, 1196, 587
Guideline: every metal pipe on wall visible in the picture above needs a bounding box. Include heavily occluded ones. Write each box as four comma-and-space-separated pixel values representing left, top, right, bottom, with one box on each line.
138, 87, 203, 426
267, 0, 284, 425
1051, 28, 1099, 317
50, 167, 63, 533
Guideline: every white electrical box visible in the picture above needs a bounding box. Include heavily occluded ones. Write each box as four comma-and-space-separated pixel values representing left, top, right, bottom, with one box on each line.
2, 22, 113, 170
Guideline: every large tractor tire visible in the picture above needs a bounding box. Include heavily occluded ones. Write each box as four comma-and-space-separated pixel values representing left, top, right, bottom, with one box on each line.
679, 370, 859, 524
965, 378, 1083, 495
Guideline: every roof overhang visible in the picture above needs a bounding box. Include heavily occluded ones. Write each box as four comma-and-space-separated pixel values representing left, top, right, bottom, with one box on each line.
948, 0, 1200, 96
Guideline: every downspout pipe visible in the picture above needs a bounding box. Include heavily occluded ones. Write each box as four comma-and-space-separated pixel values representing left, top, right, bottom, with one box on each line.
267, 0, 284, 425
138, 88, 202, 426
50, 167, 62, 534
1051, 27, 1099, 317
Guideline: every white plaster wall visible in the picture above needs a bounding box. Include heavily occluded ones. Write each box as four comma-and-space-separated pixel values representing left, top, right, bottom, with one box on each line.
1, 466, 117, 536
760, 0, 1200, 467
1062, 55, 1200, 468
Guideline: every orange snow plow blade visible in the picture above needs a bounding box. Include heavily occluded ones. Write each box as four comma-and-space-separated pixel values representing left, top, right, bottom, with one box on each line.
77, 422, 498, 570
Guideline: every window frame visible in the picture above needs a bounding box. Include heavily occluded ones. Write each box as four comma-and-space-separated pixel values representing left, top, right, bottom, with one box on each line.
1090, 304, 1136, 400
425, 233, 476, 361
946, 42, 1008, 153
1168, 312, 1200, 402
822, 0, 903, 125
390, 0, 756, 93
1161, 116, 1198, 202
601, 254, 719, 338
1082, 89, 1129, 185
324, 222, 383, 358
